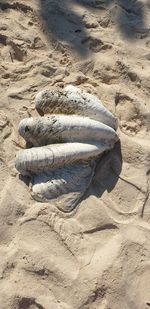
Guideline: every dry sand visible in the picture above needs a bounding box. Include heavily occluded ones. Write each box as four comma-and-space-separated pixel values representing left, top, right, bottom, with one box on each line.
0, 0, 150, 308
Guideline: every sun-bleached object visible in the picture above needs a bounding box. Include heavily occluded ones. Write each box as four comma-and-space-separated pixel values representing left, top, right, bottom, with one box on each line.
31, 162, 95, 212
15, 142, 112, 176
18, 115, 118, 147
35, 85, 118, 129
15, 85, 119, 212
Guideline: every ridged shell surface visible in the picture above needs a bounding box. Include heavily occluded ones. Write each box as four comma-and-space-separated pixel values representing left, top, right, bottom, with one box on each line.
18, 115, 118, 147
31, 162, 95, 212
35, 85, 118, 130
15, 142, 112, 176
15, 85, 119, 212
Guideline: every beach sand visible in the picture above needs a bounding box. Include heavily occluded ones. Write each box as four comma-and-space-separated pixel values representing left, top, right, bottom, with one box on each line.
0, 0, 150, 308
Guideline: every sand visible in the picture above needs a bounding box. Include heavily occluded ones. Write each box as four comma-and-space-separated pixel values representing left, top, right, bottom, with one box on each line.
0, 0, 150, 308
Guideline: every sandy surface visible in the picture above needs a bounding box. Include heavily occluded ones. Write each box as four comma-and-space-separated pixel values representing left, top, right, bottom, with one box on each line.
0, 0, 150, 308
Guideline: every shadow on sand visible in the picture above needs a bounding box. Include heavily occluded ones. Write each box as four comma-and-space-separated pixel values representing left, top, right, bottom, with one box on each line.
39, 0, 90, 56
0, 0, 148, 55
88, 140, 122, 199
39, 0, 149, 55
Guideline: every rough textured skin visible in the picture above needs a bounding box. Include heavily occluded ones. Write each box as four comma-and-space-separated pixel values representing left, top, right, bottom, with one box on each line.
15, 85, 118, 211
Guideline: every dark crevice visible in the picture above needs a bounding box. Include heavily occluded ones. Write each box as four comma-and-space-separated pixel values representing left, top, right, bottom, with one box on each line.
17, 297, 45, 309
83, 223, 118, 234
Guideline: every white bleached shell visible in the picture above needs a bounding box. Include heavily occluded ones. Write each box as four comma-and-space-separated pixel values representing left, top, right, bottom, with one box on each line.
18, 115, 118, 147
35, 85, 118, 129
31, 162, 95, 212
15, 85, 119, 212
15, 142, 112, 176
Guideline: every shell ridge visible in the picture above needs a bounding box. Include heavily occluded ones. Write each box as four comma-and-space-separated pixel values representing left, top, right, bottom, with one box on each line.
15, 85, 119, 212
